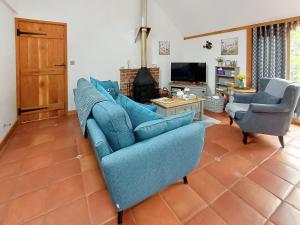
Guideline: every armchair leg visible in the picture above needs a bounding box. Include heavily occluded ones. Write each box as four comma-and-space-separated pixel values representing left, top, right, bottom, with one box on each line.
183, 176, 188, 184
278, 136, 285, 148
243, 132, 249, 144
118, 211, 123, 225
229, 117, 233, 126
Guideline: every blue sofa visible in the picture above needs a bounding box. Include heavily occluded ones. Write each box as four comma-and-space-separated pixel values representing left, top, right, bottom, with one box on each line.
75, 79, 205, 225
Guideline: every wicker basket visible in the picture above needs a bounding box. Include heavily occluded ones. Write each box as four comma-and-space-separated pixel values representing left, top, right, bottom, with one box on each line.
204, 95, 225, 113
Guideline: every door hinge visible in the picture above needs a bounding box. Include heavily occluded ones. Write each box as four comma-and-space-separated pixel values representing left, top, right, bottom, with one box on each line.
17, 29, 47, 36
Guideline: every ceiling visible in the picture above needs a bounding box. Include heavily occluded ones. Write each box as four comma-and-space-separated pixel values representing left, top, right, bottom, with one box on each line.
154, 0, 300, 37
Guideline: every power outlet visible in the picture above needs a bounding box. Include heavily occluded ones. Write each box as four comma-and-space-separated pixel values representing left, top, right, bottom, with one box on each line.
3, 123, 12, 128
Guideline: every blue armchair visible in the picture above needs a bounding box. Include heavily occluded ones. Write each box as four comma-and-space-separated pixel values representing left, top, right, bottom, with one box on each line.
225, 78, 300, 147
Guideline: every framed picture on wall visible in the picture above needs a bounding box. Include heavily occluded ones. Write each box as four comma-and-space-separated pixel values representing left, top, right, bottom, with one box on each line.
159, 41, 170, 55
221, 38, 238, 55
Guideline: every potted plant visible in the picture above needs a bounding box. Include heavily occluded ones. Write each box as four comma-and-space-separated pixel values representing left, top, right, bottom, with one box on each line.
216, 57, 224, 67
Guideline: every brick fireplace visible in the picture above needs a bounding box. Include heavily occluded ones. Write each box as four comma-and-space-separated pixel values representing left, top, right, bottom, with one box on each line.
120, 67, 159, 98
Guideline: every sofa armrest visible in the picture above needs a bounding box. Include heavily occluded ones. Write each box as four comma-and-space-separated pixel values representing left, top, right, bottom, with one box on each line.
249, 103, 290, 113
100, 122, 205, 211
233, 93, 256, 103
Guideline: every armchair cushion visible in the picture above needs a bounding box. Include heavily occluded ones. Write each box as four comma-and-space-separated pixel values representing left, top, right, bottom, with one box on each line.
116, 94, 163, 128
233, 93, 256, 103
265, 78, 292, 98
225, 103, 249, 118
92, 101, 135, 151
252, 91, 281, 104
134, 111, 195, 141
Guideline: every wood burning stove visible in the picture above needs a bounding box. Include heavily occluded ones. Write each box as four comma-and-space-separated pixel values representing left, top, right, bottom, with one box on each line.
133, 68, 158, 103
133, 0, 158, 103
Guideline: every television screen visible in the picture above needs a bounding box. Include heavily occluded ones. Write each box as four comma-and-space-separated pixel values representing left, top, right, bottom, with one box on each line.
171, 63, 206, 83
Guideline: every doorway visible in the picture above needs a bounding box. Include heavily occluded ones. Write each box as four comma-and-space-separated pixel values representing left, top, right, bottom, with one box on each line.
15, 18, 68, 123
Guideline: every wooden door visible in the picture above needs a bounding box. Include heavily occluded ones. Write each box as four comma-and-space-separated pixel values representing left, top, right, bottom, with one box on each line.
16, 18, 68, 123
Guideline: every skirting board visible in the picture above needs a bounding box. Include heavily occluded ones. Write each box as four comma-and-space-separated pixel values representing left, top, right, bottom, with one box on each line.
67, 110, 77, 116
0, 120, 18, 152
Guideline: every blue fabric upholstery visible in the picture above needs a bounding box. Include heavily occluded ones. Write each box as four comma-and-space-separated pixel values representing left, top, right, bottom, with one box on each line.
116, 94, 163, 128
90, 77, 120, 99
138, 103, 157, 112
74, 78, 107, 135
87, 119, 113, 158
101, 122, 205, 211
134, 111, 195, 141
92, 102, 135, 151
227, 78, 300, 138
252, 91, 281, 104
95, 83, 116, 102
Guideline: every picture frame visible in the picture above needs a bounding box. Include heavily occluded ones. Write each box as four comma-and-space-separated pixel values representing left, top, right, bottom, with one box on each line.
221, 38, 238, 55
159, 41, 170, 55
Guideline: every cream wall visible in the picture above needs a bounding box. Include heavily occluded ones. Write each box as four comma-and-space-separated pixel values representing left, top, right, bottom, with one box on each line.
0, 0, 17, 141
183, 30, 247, 94
17, 0, 184, 110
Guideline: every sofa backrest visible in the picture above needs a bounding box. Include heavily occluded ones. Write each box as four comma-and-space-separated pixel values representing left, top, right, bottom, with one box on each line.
92, 101, 136, 152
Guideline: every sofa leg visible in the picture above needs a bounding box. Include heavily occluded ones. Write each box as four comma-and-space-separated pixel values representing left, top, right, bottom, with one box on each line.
183, 176, 188, 184
118, 211, 123, 225
229, 117, 233, 126
243, 132, 248, 144
278, 136, 285, 148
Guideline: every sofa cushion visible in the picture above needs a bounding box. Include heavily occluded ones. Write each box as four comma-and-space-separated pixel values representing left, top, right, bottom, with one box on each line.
92, 101, 135, 151
116, 94, 163, 128
252, 91, 281, 104
95, 83, 116, 103
134, 111, 195, 141
139, 103, 158, 112
86, 119, 113, 158
90, 77, 120, 99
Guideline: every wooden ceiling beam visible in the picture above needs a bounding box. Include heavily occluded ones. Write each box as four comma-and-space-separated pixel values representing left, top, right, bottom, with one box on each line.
184, 15, 300, 40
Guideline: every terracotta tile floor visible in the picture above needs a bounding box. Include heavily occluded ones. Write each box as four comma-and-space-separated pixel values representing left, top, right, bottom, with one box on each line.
0, 112, 300, 225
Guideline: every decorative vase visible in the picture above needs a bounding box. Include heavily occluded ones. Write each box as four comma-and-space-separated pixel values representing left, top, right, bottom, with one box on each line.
218, 62, 223, 67
238, 79, 245, 89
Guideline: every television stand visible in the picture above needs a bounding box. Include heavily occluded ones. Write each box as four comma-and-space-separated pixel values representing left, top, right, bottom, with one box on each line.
169, 82, 207, 97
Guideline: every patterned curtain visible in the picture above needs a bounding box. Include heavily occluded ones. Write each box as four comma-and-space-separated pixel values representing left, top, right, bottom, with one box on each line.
252, 23, 288, 89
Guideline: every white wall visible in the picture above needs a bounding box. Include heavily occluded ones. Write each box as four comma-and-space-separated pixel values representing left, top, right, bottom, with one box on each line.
155, 0, 300, 36
17, 0, 184, 110
183, 30, 247, 94
0, 0, 17, 141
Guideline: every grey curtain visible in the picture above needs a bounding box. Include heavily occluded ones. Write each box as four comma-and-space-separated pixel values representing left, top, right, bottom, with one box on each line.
252, 24, 288, 89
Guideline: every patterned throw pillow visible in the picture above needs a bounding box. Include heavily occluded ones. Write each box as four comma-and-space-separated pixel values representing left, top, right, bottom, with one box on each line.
90, 77, 120, 99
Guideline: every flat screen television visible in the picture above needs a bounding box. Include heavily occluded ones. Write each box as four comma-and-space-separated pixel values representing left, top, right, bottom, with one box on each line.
171, 62, 206, 83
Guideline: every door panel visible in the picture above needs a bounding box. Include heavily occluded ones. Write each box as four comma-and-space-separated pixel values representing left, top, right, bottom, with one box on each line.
16, 19, 67, 123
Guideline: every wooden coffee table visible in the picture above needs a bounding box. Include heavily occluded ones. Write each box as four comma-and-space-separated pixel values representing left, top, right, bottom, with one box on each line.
151, 97, 205, 120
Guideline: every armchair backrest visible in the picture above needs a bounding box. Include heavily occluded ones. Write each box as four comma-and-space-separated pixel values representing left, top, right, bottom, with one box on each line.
281, 83, 300, 114
260, 78, 293, 97
258, 78, 300, 115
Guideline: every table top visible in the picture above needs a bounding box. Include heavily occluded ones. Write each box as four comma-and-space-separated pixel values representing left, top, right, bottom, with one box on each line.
151, 97, 205, 109
228, 87, 256, 93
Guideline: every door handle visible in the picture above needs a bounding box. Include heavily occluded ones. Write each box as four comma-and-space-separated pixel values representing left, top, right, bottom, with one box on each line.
54, 64, 66, 67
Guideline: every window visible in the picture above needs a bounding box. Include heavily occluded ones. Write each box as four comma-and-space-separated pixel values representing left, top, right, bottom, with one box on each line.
290, 26, 300, 83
